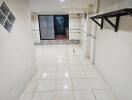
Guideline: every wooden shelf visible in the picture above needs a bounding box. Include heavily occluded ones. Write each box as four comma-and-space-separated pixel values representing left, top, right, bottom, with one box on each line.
90, 8, 132, 32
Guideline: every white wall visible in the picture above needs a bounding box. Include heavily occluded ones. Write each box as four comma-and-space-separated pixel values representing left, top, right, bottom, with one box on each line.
0, 0, 36, 100
94, 0, 132, 100
69, 14, 82, 40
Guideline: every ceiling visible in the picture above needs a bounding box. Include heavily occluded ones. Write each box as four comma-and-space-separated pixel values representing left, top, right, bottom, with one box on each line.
30, 0, 97, 14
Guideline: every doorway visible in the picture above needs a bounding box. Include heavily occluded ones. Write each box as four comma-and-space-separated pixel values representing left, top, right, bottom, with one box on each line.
38, 15, 69, 40
54, 15, 69, 40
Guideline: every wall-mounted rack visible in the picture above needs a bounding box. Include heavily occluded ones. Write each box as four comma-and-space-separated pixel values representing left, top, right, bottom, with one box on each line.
90, 8, 132, 32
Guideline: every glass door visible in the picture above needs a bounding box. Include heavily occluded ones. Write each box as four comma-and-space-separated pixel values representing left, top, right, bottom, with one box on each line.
39, 15, 55, 40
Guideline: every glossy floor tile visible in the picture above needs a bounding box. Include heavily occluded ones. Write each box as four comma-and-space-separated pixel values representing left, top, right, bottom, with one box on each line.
18, 44, 117, 100
74, 90, 96, 100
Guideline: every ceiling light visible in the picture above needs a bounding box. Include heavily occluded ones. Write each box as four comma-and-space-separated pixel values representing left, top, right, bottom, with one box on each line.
60, 0, 64, 2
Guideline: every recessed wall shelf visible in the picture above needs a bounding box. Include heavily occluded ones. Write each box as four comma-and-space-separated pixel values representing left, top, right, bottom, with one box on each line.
90, 8, 132, 32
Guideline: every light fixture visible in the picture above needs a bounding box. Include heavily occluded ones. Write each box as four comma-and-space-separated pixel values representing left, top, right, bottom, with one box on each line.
60, 0, 64, 2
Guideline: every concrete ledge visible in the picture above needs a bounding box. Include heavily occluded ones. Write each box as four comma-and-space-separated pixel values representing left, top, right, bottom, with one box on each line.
34, 40, 80, 45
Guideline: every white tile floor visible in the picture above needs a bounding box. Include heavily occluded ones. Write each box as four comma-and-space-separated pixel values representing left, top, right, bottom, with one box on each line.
18, 44, 117, 100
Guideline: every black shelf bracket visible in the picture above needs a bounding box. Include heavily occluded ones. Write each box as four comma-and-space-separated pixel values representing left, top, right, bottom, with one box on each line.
91, 18, 104, 29
104, 16, 120, 32
101, 18, 104, 29
90, 8, 132, 32
91, 18, 101, 28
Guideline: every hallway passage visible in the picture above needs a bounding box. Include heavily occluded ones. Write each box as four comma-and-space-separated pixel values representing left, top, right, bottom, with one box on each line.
18, 44, 117, 100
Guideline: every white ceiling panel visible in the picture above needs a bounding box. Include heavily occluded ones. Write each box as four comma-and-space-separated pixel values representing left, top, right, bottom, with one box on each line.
30, 0, 97, 14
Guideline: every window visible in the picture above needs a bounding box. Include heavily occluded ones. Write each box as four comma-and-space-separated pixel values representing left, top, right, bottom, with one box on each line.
4, 20, 12, 32
8, 12, 15, 24
0, 1, 15, 32
0, 10, 6, 25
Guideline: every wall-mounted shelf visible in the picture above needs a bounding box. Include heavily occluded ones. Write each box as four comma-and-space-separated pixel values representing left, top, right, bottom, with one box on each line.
90, 8, 132, 32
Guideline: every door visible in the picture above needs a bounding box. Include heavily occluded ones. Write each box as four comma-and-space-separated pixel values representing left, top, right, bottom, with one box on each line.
54, 15, 65, 34
39, 16, 55, 40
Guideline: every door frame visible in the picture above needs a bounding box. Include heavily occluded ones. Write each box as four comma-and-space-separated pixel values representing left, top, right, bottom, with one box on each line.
38, 15, 69, 40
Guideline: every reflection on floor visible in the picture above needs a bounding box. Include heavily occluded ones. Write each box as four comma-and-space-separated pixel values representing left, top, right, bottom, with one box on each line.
18, 44, 117, 100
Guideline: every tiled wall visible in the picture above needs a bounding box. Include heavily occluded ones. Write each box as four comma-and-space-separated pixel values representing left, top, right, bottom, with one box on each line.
31, 14, 40, 43
80, 16, 89, 57
69, 14, 82, 40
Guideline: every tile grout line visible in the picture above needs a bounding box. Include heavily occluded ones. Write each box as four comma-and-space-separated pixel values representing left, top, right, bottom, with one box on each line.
69, 58, 76, 100
74, 45, 98, 100
93, 65, 119, 100
71, 45, 81, 100
69, 45, 75, 100
52, 61, 58, 100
